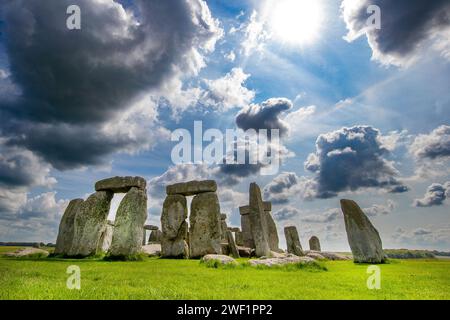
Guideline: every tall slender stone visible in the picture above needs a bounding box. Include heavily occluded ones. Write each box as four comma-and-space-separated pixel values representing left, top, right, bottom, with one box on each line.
249, 183, 271, 257
142, 229, 147, 246
161, 195, 189, 258
239, 206, 255, 248
235, 231, 244, 246
220, 213, 228, 241
263, 202, 281, 252
109, 187, 148, 257
69, 191, 113, 256
226, 230, 240, 258
189, 192, 222, 258
284, 226, 304, 256
309, 236, 321, 251
55, 199, 84, 255
340, 199, 385, 263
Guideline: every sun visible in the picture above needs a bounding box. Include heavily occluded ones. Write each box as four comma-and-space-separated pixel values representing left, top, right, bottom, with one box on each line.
269, 0, 323, 46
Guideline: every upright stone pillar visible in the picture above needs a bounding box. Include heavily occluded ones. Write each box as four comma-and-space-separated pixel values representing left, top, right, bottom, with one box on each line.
226, 230, 240, 258
69, 191, 113, 256
55, 199, 84, 255
109, 187, 148, 257
239, 206, 255, 248
340, 199, 385, 263
249, 183, 271, 257
309, 236, 321, 251
284, 226, 304, 256
220, 213, 228, 241
161, 195, 189, 258
235, 231, 244, 246
263, 201, 281, 252
189, 192, 222, 258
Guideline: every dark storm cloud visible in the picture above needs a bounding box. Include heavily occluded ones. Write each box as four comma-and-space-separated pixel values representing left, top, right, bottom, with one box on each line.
0, 142, 55, 188
414, 182, 450, 207
305, 126, 408, 198
342, 0, 450, 65
235, 98, 292, 137
410, 125, 450, 160
0, 0, 221, 169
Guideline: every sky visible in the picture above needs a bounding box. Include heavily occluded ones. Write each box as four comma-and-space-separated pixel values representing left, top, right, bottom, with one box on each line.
0, 0, 449, 252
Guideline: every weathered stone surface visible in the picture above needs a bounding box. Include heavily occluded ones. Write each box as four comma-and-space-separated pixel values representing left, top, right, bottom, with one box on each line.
189, 192, 222, 258
5, 247, 49, 258
221, 242, 230, 256
235, 231, 244, 246
221, 220, 228, 241
340, 199, 385, 264
305, 251, 326, 260
263, 202, 272, 211
109, 187, 147, 257
69, 191, 113, 256
142, 244, 161, 257
248, 255, 316, 267
166, 180, 217, 196
240, 202, 270, 214
148, 229, 162, 243
237, 246, 254, 257
144, 225, 158, 231
95, 176, 146, 193
284, 226, 304, 256
220, 214, 227, 220
249, 183, 271, 257
240, 212, 255, 248
226, 230, 240, 258
54, 199, 83, 255
309, 236, 321, 252
264, 209, 281, 252
98, 223, 114, 252
161, 194, 189, 258
240, 201, 279, 252
201, 254, 237, 265
228, 227, 240, 232
308, 250, 352, 261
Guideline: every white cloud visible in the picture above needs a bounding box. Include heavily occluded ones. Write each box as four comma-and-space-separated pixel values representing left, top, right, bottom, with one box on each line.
203, 68, 255, 111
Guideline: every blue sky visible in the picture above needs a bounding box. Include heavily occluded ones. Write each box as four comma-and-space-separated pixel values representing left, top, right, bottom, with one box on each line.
0, 0, 449, 251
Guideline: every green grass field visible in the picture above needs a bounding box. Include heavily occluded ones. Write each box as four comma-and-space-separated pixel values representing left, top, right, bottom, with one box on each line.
0, 247, 449, 300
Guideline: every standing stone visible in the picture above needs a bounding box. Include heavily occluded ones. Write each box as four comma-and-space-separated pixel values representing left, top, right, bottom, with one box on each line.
189, 192, 222, 258
340, 199, 385, 263
226, 230, 240, 258
95, 176, 146, 193
284, 226, 304, 256
239, 206, 255, 248
309, 236, 321, 251
142, 229, 147, 246
55, 199, 84, 255
248, 183, 271, 257
69, 191, 113, 256
263, 202, 281, 252
144, 225, 159, 231
109, 187, 148, 257
161, 195, 189, 258
220, 214, 228, 241
98, 221, 114, 252
235, 231, 244, 246
148, 229, 162, 243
